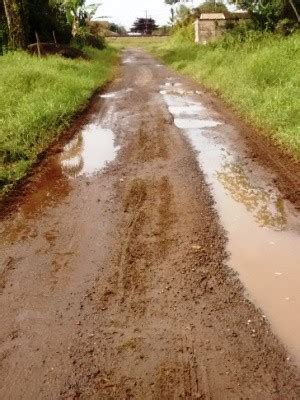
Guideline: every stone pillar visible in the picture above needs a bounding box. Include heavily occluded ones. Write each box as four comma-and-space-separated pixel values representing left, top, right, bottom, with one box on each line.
194, 19, 200, 44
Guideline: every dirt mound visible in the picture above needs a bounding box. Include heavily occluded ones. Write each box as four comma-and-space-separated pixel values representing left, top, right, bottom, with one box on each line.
28, 43, 87, 59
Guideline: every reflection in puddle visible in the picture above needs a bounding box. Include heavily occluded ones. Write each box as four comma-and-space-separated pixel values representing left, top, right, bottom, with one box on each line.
1, 102, 119, 243
169, 105, 204, 116
160, 83, 197, 97
217, 164, 287, 229
123, 56, 136, 64
174, 118, 221, 130
100, 92, 117, 99
100, 88, 133, 99
61, 123, 118, 178
162, 84, 300, 364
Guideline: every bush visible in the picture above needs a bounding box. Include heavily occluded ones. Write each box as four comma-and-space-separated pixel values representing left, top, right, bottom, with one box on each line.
275, 18, 298, 36
71, 28, 106, 50
170, 23, 194, 44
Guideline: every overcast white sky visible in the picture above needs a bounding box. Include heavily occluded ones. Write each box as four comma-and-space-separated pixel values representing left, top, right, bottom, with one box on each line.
89, 1, 235, 30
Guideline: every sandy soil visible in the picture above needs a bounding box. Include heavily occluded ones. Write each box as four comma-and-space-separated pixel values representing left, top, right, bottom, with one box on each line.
0, 49, 299, 399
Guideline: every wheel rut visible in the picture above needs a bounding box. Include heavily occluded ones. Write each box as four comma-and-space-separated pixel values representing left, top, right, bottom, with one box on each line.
0, 49, 299, 399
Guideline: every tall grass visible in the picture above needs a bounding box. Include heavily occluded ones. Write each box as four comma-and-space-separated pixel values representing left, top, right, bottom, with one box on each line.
150, 31, 300, 159
0, 47, 119, 195
107, 36, 169, 49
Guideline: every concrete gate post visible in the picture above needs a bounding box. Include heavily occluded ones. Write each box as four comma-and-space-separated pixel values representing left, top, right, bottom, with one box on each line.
194, 19, 200, 44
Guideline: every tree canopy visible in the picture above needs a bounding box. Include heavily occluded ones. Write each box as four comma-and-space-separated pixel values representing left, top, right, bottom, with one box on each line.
1, 0, 73, 48
131, 18, 158, 35
194, 1, 228, 15
0, 0, 103, 49
229, 0, 300, 29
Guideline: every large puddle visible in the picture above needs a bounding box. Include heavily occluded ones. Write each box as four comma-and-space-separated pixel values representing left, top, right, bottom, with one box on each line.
60, 124, 118, 178
0, 99, 119, 243
161, 83, 300, 364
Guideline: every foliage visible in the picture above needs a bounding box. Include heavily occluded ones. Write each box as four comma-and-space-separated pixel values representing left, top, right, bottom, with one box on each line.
54, 0, 101, 36
150, 30, 300, 158
0, 1, 8, 53
26, 0, 72, 43
108, 36, 169, 48
175, 4, 191, 24
170, 23, 194, 41
170, 1, 229, 29
131, 18, 158, 35
109, 23, 127, 35
71, 26, 105, 48
164, 0, 180, 4
2, 0, 27, 48
154, 25, 171, 36
0, 0, 74, 47
194, 1, 228, 15
0, 46, 119, 194
275, 17, 298, 34
230, 0, 300, 30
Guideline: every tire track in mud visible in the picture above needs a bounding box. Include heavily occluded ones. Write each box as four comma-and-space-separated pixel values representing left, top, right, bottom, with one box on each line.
60, 50, 300, 399
1, 49, 300, 399
63, 174, 177, 398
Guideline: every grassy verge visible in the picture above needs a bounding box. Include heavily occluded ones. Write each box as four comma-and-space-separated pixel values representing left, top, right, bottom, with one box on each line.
107, 36, 169, 49
146, 31, 300, 159
0, 46, 119, 196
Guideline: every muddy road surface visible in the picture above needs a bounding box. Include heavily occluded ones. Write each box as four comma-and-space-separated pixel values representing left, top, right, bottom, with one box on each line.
0, 49, 300, 399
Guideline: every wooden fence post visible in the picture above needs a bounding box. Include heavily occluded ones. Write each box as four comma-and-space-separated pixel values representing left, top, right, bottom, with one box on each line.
53, 30, 57, 46
35, 31, 41, 57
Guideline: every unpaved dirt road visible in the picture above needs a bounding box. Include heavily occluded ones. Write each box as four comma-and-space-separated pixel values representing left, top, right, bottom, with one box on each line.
0, 49, 300, 399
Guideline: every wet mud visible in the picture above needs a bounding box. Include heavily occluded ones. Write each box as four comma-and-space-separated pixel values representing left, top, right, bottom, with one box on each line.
161, 83, 300, 363
0, 49, 299, 399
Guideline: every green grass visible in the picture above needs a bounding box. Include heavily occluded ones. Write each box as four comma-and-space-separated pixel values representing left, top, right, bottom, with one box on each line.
0, 46, 119, 196
107, 36, 169, 49
147, 31, 300, 159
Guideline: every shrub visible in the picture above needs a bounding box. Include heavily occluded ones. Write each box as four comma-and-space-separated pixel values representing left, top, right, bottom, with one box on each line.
72, 27, 106, 50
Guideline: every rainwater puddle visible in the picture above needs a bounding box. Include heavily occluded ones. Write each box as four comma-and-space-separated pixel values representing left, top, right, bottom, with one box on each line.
100, 88, 133, 99
100, 92, 117, 99
162, 87, 300, 364
0, 97, 119, 244
123, 56, 136, 64
174, 119, 221, 130
60, 123, 118, 178
160, 83, 201, 97
169, 105, 204, 116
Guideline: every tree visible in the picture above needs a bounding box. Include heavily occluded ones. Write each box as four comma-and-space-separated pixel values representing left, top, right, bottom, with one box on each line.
229, 0, 300, 29
194, 1, 228, 15
2, 0, 27, 48
0, 1, 8, 53
165, 0, 179, 24
131, 18, 158, 35
55, 0, 100, 37
287, 0, 300, 22
109, 23, 127, 35
26, 0, 72, 43
170, 1, 228, 26
1, 0, 74, 49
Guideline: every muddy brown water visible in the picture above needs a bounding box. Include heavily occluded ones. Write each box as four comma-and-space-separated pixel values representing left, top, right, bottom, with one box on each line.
161, 82, 300, 364
0, 49, 299, 399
